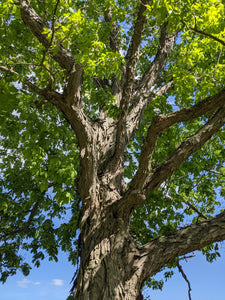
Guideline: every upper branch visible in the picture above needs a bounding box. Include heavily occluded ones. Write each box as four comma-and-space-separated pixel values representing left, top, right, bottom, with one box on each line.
121, 0, 148, 107
143, 103, 225, 196
19, 0, 75, 72
126, 22, 177, 143
132, 89, 225, 190
111, 1, 148, 167
120, 96, 225, 212
136, 22, 176, 93
19, 0, 94, 150
104, 9, 119, 53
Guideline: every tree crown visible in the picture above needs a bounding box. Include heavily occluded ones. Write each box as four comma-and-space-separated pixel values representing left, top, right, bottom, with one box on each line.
0, 0, 225, 293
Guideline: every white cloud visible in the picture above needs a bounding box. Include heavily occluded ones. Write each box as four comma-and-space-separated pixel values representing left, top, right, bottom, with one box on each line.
17, 279, 41, 288
17, 279, 30, 288
52, 279, 64, 287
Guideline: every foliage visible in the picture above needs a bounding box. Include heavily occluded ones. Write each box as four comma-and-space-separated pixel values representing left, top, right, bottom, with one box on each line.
0, 0, 225, 297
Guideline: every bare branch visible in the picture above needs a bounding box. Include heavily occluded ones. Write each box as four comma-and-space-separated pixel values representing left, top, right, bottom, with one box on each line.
177, 261, 192, 300
207, 169, 224, 176
179, 253, 196, 261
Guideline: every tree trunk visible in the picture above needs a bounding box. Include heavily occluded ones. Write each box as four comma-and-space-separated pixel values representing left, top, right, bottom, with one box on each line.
74, 171, 145, 300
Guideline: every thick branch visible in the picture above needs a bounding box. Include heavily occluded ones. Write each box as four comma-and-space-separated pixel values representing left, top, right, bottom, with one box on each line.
132, 89, 225, 190
112, 1, 148, 167
65, 63, 83, 108
137, 22, 176, 93
104, 10, 119, 53
143, 104, 225, 196
120, 103, 225, 212
137, 210, 225, 285
19, 0, 75, 72
121, 0, 148, 106
0, 64, 92, 155
126, 22, 177, 145
18, 1, 94, 152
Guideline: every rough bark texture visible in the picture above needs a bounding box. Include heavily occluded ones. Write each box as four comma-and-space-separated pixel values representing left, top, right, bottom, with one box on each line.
1, 1, 225, 299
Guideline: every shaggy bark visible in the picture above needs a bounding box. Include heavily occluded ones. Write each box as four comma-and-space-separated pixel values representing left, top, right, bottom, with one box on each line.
2, 1, 224, 299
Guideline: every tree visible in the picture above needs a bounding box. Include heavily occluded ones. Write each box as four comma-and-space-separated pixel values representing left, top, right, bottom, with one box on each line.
0, 0, 225, 299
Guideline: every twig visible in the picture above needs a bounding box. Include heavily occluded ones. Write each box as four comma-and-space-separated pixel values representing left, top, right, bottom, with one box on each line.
208, 169, 223, 176
179, 253, 195, 262
177, 260, 192, 300
185, 201, 208, 220
181, 20, 225, 46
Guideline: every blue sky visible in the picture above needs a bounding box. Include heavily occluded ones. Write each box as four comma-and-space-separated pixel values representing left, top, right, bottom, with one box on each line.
0, 251, 75, 300
1, 247, 225, 300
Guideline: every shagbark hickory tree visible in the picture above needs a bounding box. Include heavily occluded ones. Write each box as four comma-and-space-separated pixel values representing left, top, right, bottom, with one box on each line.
0, 0, 225, 299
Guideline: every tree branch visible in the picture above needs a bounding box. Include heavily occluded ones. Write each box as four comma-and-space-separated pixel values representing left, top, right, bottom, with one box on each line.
0, 64, 91, 153
130, 89, 225, 192
120, 101, 225, 212
17, 0, 95, 153
125, 22, 177, 146
136, 22, 176, 93
104, 9, 119, 53
0, 65, 63, 105
143, 104, 225, 196
19, 0, 84, 107
155, 79, 174, 97
177, 261, 192, 300
111, 1, 148, 168
185, 201, 208, 220
182, 20, 225, 46
19, 0, 75, 72
135, 210, 225, 289
0, 201, 39, 240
